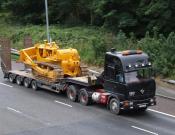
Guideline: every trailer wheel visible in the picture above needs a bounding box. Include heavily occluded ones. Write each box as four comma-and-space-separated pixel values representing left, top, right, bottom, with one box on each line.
67, 85, 78, 102
79, 89, 90, 106
31, 80, 38, 90
23, 78, 30, 88
16, 76, 22, 85
109, 98, 120, 115
9, 74, 14, 83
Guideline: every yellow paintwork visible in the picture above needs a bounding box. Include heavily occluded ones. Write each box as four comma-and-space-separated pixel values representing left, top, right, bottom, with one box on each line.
19, 41, 81, 80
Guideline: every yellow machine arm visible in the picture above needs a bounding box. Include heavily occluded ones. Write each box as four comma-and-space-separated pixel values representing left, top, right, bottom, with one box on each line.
19, 41, 83, 81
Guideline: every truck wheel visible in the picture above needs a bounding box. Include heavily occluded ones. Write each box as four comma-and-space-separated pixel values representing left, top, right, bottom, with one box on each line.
31, 80, 38, 90
79, 89, 90, 106
109, 98, 120, 115
16, 76, 22, 85
67, 85, 78, 102
9, 74, 14, 83
23, 78, 30, 88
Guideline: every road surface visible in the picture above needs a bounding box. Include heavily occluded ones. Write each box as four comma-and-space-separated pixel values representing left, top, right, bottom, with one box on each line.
0, 69, 175, 135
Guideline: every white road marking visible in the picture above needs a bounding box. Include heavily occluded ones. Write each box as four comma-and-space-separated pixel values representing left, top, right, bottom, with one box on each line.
0, 82, 13, 88
7, 107, 22, 114
131, 126, 159, 135
55, 100, 72, 108
148, 109, 175, 119
7, 106, 51, 125
21, 113, 51, 126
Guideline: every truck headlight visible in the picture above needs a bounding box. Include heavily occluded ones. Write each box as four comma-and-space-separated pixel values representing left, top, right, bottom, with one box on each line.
148, 62, 152, 66
129, 92, 135, 96
135, 64, 138, 67
150, 98, 154, 102
129, 102, 133, 106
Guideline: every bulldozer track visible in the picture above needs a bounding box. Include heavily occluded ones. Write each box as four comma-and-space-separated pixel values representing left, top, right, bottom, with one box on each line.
32, 62, 64, 82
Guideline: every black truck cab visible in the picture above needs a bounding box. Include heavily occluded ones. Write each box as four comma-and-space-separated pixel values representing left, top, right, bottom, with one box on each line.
101, 49, 156, 113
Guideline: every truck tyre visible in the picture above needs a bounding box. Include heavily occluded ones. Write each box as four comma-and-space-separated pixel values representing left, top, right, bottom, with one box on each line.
67, 85, 78, 102
24, 78, 30, 88
16, 76, 22, 85
79, 89, 90, 106
109, 98, 120, 115
9, 74, 14, 83
31, 80, 38, 90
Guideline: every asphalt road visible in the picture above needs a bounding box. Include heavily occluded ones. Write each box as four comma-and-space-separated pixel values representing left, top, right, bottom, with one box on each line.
0, 69, 175, 135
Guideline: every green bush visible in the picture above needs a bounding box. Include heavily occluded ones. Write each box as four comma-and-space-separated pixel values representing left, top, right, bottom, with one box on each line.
138, 31, 175, 79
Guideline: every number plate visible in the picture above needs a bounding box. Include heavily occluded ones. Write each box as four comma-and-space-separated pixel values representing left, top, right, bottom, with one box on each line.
138, 104, 147, 108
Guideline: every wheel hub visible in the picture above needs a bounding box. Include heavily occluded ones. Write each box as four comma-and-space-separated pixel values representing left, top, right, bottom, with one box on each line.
111, 101, 118, 111
9, 75, 13, 82
81, 94, 87, 103
32, 83, 36, 89
69, 91, 74, 100
24, 80, 29, 87
17, 79, 20, 84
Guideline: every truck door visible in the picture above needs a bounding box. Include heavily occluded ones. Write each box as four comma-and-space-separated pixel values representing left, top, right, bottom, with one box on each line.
103, 55, 126, 96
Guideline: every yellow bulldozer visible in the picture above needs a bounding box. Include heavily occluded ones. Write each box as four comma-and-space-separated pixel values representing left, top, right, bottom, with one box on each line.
18, 41, 88, 82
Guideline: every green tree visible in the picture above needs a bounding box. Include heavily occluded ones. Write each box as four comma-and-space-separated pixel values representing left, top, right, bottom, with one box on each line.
4, 0, 44, 24
0, 0, 6, 10
3, 0, 175, 36
136, 0, 172, 35
49, 0, 90, 25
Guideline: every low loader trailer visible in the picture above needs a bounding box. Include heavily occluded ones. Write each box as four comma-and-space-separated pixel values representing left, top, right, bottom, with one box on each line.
1, 48, 156, 115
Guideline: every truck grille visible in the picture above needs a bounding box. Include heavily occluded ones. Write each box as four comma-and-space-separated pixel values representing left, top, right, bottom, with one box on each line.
128, 79, 156, 100
132, 89, 154, 100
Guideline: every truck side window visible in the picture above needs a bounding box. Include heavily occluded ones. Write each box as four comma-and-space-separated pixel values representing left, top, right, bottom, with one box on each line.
104, 55, 124, 81
113, 58, 122, 73
104, 55, 115, 80
114, 58, 123, 83
116, 73, 124, 83
106, 65, 115, 80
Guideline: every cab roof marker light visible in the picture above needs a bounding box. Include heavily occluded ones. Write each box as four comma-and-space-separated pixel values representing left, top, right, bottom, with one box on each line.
135, 64, 138, 67
136, 50, 143, 54
122, 50, 143, 56
122, 50, 130, 56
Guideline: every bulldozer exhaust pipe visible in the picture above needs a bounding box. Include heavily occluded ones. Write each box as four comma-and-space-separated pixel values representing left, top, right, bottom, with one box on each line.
45, 0, 51, 43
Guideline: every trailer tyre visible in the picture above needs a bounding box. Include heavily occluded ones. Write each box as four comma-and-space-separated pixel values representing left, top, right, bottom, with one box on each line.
109, 98, 120, 115
16, 76, 22, 85
9, 74, 14, 83
24, 78, 30, 88
31, 80, 38, 90
67, 85, 78, 102
79, 89, 90, 106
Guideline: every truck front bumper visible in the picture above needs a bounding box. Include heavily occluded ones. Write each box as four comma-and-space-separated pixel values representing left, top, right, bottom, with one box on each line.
120, 97, 156, 110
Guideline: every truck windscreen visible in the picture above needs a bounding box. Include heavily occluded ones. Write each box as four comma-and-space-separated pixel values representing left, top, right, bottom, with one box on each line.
124, 68, 152, 83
